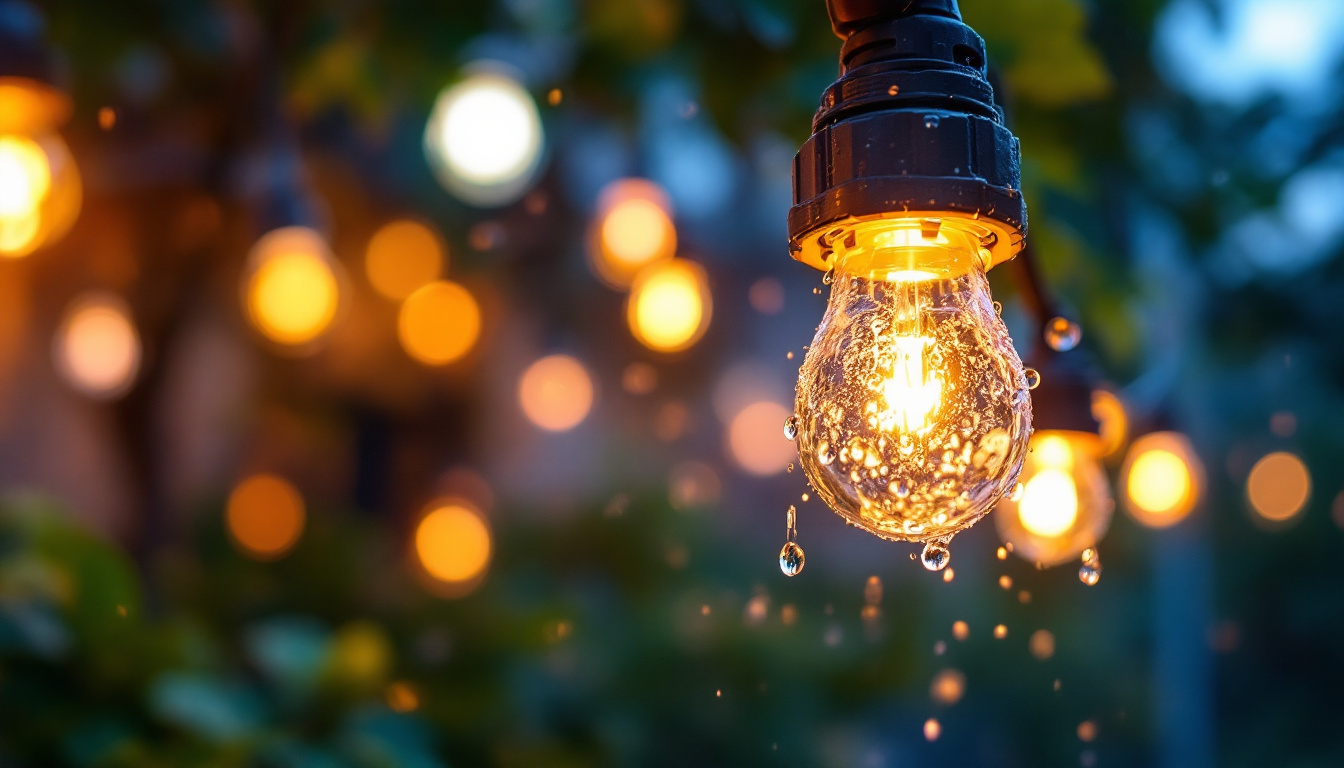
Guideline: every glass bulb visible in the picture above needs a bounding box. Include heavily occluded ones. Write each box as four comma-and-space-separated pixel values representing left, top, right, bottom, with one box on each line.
994, 431, 1113, 566
794, 217, 1032, 543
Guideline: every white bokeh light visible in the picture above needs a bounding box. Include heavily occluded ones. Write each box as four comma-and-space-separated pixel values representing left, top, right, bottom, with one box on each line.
424, 66, 544, 207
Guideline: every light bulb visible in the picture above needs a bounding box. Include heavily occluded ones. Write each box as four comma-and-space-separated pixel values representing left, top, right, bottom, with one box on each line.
1120, 431, 1203, 528
794, 217, 1032, 543
994, 431, 1113, 566
0, 132, 80, 258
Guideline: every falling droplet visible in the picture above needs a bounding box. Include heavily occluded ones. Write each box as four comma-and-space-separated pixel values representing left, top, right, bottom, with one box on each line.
1044, 316, 1082, 352
783, 415, 799, 441
779, 541, 805, 576
1024, 368, 1041, 389
812, 286, 821, 294
993, 300, 1003, 315
1079, 547, 1102, 586
822, 268, 835, 285
921, 540, 951, 571
786, 463, 794, 473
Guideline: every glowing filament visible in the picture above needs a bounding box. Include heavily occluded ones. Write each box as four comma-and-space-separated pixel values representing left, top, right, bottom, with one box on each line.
878, 334, 941, 432
1017, 469, 1079, 537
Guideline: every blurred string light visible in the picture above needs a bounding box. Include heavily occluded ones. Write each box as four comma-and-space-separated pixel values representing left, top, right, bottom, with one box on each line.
414, 499, 492, 596
995, 432, 1113, 568
365, 219, 444, 301
517, 354, 594, 432
397, 280, 481, 366
1091, 389, 1129, 460
588, 178, 676, 289
243, 227, 341, 348
627, 258, 711, 353
0, 9, 81, 259
1120, 431, 1204, 528
225, 473, 305, 560
423, 66, 544, 207
1246, 451, 1311, 524
727, 400, 795, 476
53, 292, 141, 399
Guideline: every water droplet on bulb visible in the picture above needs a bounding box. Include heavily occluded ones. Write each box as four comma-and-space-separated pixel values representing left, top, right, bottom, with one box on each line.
921, 540, 951, 571
1009, 482, 1025, 502
993, 300, 1003, 315
1044, 317, 1082, 351
779, 541, 805, 576
1024, 369, 1041, 389
783, 415, 799, 441
822, 269, 835, 285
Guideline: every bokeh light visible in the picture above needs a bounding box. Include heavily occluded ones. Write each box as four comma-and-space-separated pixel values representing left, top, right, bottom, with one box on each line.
1121, 431, 1204, 528
995, 432, 1113, 567
930, 668, 966, 705
53, 293, 141, 400
1247, 451, 1311, 524
1091, 388, 1129, 459
627, 259, 711, 353
588, 178, 676, 289
398, 280, 481, 366
424, 67, 544, 207
244, 227, 341, 347
726, 401, 795, 476
365, 219, 444, 300
226, 474, 306, 560
414, 500, 492, 593
517, 354, 595, 432
1029, 629, 1056, 660
0, 132, 80, 258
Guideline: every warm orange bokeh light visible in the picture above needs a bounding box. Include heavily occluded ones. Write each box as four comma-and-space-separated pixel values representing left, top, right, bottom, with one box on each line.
1121, 431, 1203, 528
518, 354, 595, 432
53, 293, 141, 399
1091, 389, 1129, 459
0, 131, 79, 258
415, 501, 492, 589
226, 474, 306, 560
245, 227, 340, 347
627, 259, 711, 353
366, 219, 444, 300
727, 401, 796, 476
1247, 451, 1311, 523
590, 179, 676, 288
398, 280, 481, 365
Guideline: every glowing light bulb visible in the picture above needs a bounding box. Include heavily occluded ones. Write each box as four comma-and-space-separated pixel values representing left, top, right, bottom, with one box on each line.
424, 67, 544, 207
794, 218, 1032, 543
994, 431, 1113, 566
244, 227, 341, 348
1120, 431, 1203, 528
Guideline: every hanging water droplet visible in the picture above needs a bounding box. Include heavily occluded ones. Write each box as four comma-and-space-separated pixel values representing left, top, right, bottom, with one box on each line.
1009, 482, 1025, 502
1024, 368, 1041, 389
822, 268, 835, 285
923, 114, 940, 128
921, 540, 951, 571
992, 300, 1003, 315
783, 415, 799, 441
786, 504, 797, 533
1043, 316, 1082, 352
779, 541, 805, 576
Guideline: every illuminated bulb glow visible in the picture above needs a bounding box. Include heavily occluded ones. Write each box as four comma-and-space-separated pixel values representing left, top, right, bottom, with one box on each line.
0, 132, 79, 258
995, 431, 1111, 566
245, 227, 340, 346
398, 280, 481, 365
54, 294, 141, 399
424, 68, 543, 206
226, 474, 305, 559
518, 354, 595, 431
0, 136, 49, 216
795, 217, 1031, 542
415, 501, 492, 589
627, 259, 711, 353
1121, 431, 1202, 528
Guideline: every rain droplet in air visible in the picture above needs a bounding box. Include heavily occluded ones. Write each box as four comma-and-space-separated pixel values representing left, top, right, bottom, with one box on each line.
1024, 368, 1041, 389
921, 540, 951, 571
779, 541, 805, 576
1079, 547, 1101, 586
784, 415, 799, 441
1044, 316, 1082, 351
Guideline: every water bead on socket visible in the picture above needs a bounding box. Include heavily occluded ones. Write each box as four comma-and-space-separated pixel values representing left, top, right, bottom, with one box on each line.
794, 218, 1032, 545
